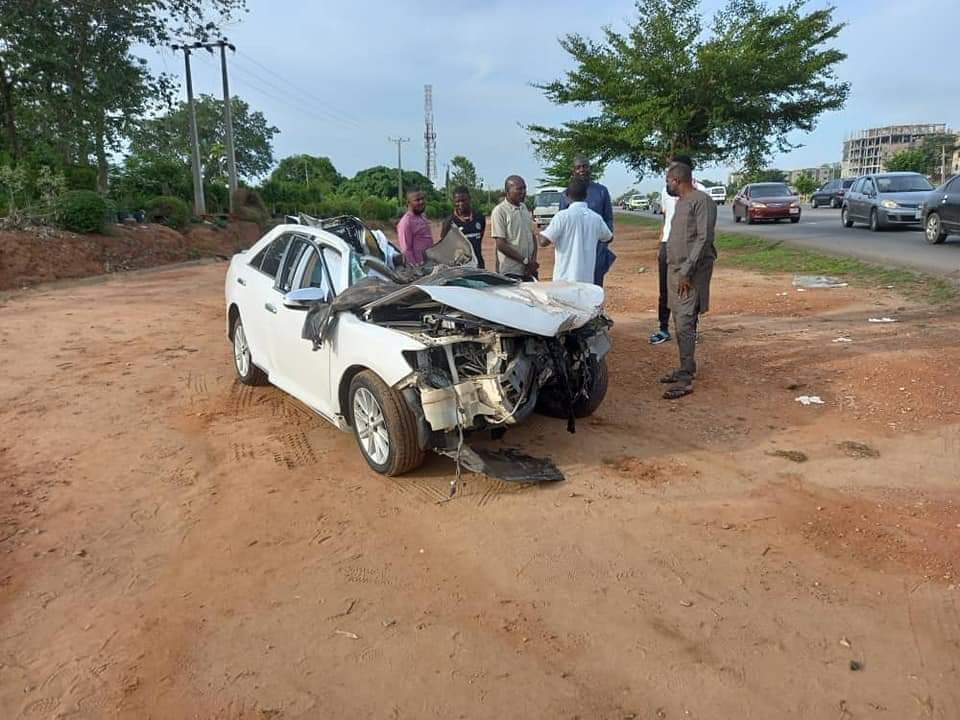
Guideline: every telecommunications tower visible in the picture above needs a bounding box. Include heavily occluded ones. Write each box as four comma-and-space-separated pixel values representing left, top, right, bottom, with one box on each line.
424, 84, 437, 183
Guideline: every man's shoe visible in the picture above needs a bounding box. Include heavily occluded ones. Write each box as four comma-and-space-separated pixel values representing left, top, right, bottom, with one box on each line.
649, 329, 671, 345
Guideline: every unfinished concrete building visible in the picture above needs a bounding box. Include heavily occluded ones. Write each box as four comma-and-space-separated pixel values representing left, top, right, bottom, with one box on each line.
841, 123, 949, 177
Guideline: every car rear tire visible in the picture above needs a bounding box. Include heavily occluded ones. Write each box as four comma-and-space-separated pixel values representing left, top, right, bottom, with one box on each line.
925, 212, 947, 244
349, 370, 425, 476
841, 207, 854, 228
869, 209, 882, 232
830, 198, 840, 209
811, 198, 820, 208
232, 315, 267, 386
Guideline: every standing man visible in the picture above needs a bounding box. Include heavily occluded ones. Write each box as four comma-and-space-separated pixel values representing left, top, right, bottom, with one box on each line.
395, 189, 433, 266
661, 162, 717, 400
440, 186, 487, 268
650, 154, 708, 345
539, 177, 612, 283
490, 175, 538, 280
558, 154, 614, 285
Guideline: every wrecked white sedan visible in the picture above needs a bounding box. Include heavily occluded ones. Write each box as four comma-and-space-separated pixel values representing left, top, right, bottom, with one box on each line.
224, 217, 611, 477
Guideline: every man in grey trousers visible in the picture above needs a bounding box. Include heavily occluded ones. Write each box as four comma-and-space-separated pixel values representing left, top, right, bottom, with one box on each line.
660, 162, 717, 400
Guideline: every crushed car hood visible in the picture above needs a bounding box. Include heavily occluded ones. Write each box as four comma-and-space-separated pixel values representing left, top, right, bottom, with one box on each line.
364, 280, 605, 337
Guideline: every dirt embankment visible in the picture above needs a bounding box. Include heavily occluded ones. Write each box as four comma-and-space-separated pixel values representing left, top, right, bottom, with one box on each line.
0, 220, 263, 290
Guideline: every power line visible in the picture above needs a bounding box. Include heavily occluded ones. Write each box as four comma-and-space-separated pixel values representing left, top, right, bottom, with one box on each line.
233, 50, 360, 126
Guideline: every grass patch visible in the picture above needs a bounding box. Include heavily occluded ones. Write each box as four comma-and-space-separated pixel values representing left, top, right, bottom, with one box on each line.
716, 231, 958, 304
613, 211, 661, 229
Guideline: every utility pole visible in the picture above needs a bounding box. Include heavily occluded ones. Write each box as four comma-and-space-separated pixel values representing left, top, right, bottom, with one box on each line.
942, 144, 947, 184
173, 43, 206, 216
388, 136, 409, 206
216, 39, 238, 212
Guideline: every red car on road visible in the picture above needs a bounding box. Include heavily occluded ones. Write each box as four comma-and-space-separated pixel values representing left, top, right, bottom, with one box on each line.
732, 183, 802, 224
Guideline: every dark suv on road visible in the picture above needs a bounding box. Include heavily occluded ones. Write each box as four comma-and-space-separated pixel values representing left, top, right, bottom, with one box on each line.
810, 178, 855, 208
841, 172, 934, 232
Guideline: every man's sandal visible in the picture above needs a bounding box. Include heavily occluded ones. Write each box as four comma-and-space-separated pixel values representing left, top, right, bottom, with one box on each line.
662, 384, 693, 400
659, 370, 692, 384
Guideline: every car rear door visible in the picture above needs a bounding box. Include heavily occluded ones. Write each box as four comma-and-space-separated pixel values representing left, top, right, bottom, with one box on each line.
847, 179, 865, 219
240, 233, 293, 375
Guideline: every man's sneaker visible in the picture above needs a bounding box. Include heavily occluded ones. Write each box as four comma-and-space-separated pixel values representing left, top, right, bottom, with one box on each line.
649, 329, 671, 345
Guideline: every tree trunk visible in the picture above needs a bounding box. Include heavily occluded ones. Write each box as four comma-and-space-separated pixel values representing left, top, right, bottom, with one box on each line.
0, 57, 20, 160
94, 116, 108, 193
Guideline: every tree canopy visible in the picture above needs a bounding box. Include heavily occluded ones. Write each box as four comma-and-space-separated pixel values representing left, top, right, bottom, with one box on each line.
340, 166, 436, 200
886, 135, 956, 181
792, 173, 817, 196
0, 0, 246, 190
448, 155, 478, 191
528, 0, 849, 180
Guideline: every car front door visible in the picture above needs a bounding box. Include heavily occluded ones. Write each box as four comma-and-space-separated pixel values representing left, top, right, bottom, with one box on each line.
735, 187, 749, 218
861, 178, 878, 219
266, 241, 349, 419
938, 176, 960, 230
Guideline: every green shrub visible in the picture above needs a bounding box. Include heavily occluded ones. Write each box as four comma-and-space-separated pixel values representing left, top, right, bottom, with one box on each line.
425, 200, 452, 220
146, 195, 190, 229
63, 165, 98, 192
57, 190, 107, 233
359, 196, 397, 221
232, 187, 269, 226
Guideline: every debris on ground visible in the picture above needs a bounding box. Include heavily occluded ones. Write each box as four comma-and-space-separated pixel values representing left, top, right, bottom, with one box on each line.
768, 449, 809, 463
832, 337, 853, 343
334, 630, 360, 640
849, 660, 863, 671
868, 317, 897, 323
793, 275, 849, 289
837, 441, 880, 459
795, 395, 826, 406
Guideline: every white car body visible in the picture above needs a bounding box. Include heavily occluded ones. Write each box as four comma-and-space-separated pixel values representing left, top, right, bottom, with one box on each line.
626, 196, 649, 210
224, 220, 612, 475
707, 186, 727, 204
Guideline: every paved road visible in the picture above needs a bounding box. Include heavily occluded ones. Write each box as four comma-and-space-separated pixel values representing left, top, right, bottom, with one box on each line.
619, 206, 960, 279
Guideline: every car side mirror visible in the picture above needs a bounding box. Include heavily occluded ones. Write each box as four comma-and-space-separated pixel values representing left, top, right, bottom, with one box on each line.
283, 286, 330, 309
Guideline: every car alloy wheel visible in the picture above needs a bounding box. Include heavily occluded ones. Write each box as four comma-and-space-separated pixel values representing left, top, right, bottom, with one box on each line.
353, 387, 390, 466
841, 207, 853, 228
234, 322, 250, 377
925, 212, 946, 244
870, 209, 881, 232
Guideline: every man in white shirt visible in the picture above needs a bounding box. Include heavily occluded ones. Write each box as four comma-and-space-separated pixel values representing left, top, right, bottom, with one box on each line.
539, 177, 612, 284
650, 154, 708, 344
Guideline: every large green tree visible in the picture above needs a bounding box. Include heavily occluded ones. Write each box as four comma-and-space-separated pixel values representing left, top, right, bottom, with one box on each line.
792, 173, 817, 196
0, 0, 245, 188
528, 0, 849, 179
259, 155, 343, 208
885, 149, 929, 175
128, 94, 278, 183
340, 166, 436, 200
448, 155, 478, 191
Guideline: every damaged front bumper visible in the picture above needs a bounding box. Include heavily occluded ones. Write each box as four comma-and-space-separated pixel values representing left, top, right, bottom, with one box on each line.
396, 315, 612, 443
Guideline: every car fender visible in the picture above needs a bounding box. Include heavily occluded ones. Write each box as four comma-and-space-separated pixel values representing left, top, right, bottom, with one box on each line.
328, 313, 427, 417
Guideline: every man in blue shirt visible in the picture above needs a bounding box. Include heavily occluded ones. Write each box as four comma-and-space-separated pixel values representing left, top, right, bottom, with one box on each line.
557, 155, 614, 285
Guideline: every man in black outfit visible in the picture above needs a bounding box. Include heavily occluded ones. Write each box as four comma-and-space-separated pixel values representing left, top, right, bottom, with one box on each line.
441, 186, 487, 268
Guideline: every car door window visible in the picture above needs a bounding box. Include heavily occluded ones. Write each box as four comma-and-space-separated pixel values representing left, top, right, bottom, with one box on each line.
251, 234, 291, 279
321, 247, 346, 295
864, 179, 877, 196
945, 177, 960, 192
276, 236, 311, 293
300, 248, 331, 296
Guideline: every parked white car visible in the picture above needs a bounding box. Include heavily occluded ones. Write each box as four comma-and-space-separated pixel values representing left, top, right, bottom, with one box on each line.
224, 218, 612, 476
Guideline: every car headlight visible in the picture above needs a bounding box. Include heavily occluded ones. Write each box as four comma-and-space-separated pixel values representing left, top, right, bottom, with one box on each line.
881, 199, 899, 209
790, 202, 800, 208
751, 202, 767, 208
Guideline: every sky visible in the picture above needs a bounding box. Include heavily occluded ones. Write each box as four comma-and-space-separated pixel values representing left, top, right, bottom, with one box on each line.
148, 0, 960, 197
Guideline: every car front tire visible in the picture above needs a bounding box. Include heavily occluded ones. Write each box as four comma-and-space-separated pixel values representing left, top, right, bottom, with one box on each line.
870, 209, 882, 232
811, 198, 820, 208
841, 206, 854, 228
925, 212, 947, 244
349, 370, 425, 476
790, 216, 800, 223
232, 315, 267, 386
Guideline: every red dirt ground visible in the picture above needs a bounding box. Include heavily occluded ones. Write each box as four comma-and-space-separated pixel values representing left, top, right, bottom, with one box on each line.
1, 220, 959, 719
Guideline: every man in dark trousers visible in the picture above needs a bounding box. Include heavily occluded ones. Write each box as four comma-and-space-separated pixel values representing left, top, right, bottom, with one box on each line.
661, 162, 717, 400
440, 186, 487, 268
557, 154, 614, 285
650, 154, 708, 345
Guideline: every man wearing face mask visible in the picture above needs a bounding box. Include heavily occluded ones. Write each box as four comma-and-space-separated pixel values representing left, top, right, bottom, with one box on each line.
661, 161, 716, 400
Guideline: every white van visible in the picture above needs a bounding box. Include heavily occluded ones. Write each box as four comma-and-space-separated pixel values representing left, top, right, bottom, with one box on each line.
707, 186, 727, 204
533, 187, 565, 228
